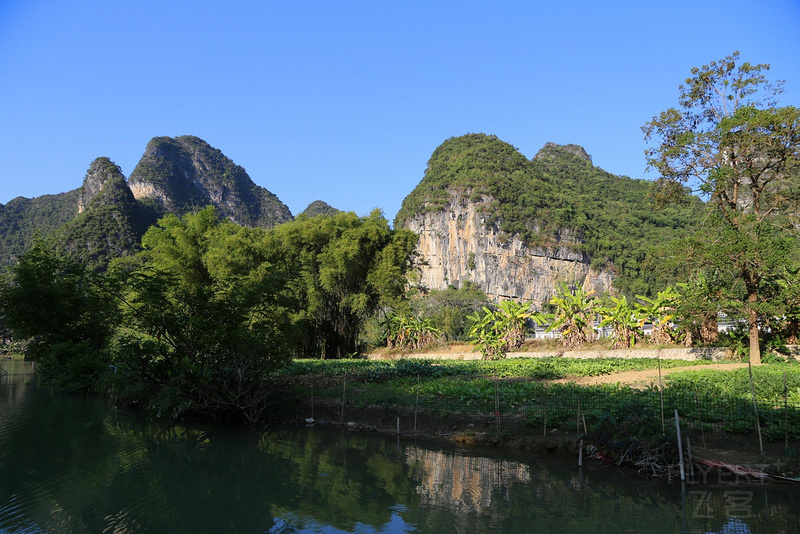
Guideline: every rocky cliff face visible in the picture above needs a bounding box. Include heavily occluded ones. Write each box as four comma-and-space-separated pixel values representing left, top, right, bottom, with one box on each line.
77, 158, 132, 213
128, 135, 292, 228
404, 194, 614, 306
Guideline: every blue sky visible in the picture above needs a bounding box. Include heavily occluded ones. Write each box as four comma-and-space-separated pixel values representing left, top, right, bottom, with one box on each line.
1, 1, 799, 222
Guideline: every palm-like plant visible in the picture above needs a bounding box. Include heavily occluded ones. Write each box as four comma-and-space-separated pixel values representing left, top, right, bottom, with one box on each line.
546, 282, 597, 349
467, 306, 505, 360
467, 300, 544, 359
598, 295, 643, 349
382, 312, 440, 350
495, 300, 545, 350
635, 286, 680, 345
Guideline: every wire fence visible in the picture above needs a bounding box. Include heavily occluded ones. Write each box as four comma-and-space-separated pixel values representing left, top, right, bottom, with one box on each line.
282, 377, 800, 455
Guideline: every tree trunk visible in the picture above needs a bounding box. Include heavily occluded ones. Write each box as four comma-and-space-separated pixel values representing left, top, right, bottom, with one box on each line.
748, 290, 762, 365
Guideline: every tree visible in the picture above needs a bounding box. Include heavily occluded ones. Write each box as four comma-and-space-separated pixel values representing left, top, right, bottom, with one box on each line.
272, 209, 418, 358
635, 286, 680, 345
643, 52, 800, 364
111, 207, 292, 424
598, 295, 643, 349
0, 238, 115, 392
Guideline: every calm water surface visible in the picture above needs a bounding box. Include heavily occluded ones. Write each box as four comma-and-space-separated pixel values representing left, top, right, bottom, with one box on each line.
1, 360, 798, 533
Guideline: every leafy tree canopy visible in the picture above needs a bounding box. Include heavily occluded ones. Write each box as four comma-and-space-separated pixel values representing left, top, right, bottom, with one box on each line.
643, 51, 800, 364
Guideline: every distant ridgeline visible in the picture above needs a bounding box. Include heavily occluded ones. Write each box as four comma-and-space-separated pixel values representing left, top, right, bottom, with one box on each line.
395, 134, 706, 298
0, 136, 293, 271
1, 133, 704, 297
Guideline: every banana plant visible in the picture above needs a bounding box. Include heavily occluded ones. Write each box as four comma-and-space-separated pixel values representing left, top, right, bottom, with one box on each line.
598, 295, 643, 349
382, 312, 440, 350
546, 282, 597, 348
635, 286, 680, 345
467, 306, 505, 360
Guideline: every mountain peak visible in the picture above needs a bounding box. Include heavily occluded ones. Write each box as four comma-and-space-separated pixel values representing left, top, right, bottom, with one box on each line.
298, 200, 341, 218
128, 135, 292, 227
78, 157, 129, 213
533, 142, 593, 164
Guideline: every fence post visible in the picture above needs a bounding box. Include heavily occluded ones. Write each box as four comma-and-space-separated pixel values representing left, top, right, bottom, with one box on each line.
785, 371, 789, 453
340, 370, 347, 424
675, 409, 685, 482
494, 372, 501, 437
658, 349, 665, 434
747, 359, 764, 456
414, 373, 420, 435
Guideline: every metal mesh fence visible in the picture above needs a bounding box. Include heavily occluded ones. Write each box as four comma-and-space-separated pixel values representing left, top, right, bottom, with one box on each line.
282, 378, 800, 453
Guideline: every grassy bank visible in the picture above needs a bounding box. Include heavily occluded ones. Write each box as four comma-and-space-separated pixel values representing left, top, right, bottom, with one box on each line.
273, 357, 800, 476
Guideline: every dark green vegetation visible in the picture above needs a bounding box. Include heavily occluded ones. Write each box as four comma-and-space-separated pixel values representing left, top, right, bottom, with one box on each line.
279, 356, 721, 381
0, 136, 292, 272
54, 158, 157, 271
297, 200, 341, 218
395, 135, 707, 296
277, 358, 800, 456
128, 135, 292, 227
644, 51, 800, 364
0, 190, 79, 266
0, 207, 417, 424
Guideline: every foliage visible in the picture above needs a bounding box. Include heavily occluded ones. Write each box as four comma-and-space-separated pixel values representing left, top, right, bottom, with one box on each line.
270, 209, 418, 358
635, 286, 680, 345
279, 356, 721, 382
598, 295, 643, 349
0, 239, 115, 392
410, 282, 489, 341
382, 313, 440, 351
546, 282, 597, 348
468, 301, 545, 359
110, 207, 292, 424
0, 190, 80, 268
643, 51, 800, 363
395, 133, 706, 296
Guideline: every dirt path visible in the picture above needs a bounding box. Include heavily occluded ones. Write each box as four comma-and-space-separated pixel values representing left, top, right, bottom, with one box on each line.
551, 362, 748, 388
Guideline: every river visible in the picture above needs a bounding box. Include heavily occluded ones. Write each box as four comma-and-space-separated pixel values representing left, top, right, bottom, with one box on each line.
1, 360, 797, 533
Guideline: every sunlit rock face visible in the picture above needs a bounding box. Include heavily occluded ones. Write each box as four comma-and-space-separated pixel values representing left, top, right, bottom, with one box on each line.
403, 194, 614, 307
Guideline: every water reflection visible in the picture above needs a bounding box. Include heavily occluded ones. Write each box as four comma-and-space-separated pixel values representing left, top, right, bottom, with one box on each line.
0, 369, 798, 534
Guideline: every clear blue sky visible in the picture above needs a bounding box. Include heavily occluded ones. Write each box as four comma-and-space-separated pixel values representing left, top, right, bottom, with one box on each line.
1, 1, 799, 222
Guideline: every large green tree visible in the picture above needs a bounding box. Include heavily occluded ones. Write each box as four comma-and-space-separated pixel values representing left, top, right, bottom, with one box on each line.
643, 52, 800, 364
271, 209, 418, 358
111, 207, 292, 424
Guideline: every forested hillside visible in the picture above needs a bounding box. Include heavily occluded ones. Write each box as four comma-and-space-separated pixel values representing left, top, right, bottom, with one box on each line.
0, 136, 293, 271
396, 134, 706, 295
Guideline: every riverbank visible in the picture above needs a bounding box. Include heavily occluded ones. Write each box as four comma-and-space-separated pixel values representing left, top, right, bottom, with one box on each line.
272, 356, 800, 481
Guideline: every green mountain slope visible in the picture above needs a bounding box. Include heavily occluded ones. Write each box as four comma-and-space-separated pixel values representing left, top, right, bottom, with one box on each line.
0, 190, 79, 266
297, 200, 341, 218
396, 134, 706, 295
1, 136, 292, 271
128, 135, 292, 227
54, 158, 153, 270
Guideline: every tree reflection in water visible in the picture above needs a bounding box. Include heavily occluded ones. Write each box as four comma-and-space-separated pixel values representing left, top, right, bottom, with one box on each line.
0, 371, 797, 534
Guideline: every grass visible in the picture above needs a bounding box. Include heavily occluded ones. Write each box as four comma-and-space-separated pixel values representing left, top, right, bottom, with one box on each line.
275, 357, 800, 442
278, 356, 730, 382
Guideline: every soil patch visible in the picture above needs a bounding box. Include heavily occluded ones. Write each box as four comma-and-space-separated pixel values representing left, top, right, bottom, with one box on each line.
551, 363, 748, 388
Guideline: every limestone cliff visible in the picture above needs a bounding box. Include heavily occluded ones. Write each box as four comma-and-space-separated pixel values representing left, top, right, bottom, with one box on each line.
396, 134, 706, 299
404, 193, 614, 306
